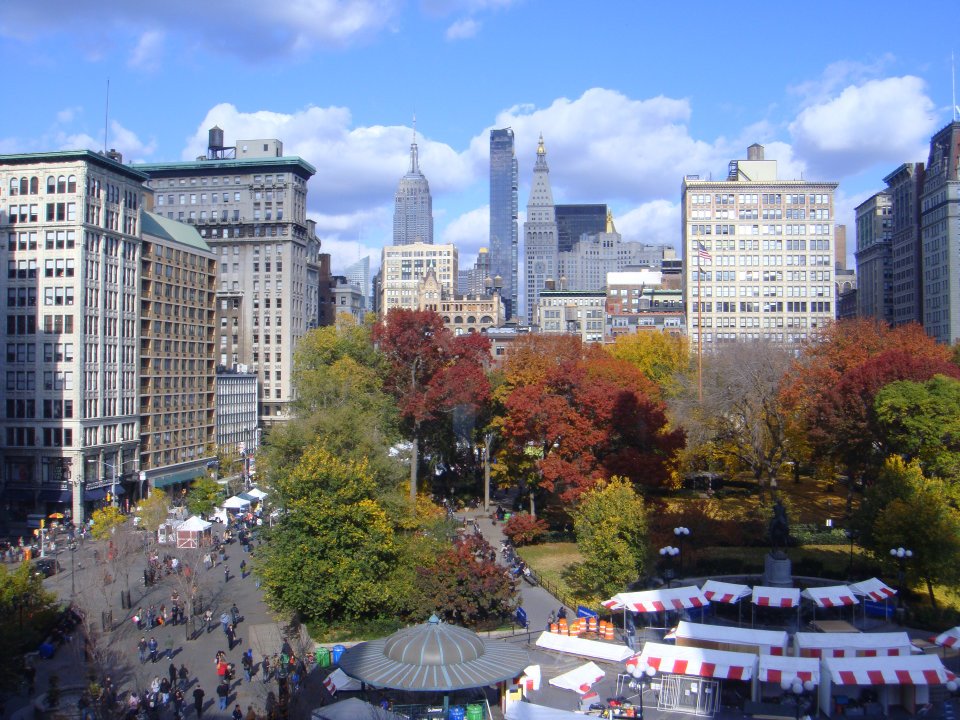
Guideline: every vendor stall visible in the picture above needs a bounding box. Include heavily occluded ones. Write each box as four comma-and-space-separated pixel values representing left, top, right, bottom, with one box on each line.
701, 580, 751, 604
751, 586, 800, 608
547, 661, 605, 694
175, 515, 212, 549
802, 585, 859, 608
603, 586, 709, 613
222, 495, 252, 511
535, 631, 634, 662
755, 654, 820, 703
670, 620, 788, 656
795, 631, 916, 658
819, 653, 956, 717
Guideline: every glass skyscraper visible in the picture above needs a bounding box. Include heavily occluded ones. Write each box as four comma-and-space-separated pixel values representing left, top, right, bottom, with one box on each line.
489, 128, 518, 319
556, 204, 607, 252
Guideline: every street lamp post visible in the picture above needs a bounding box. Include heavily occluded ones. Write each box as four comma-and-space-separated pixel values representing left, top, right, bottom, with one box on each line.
890, 547, 913, 610
103, 461, 121, 508
629, 662, 656, 719
673, 526, 690, 574
659, 545, 679, 589
781, 676, 815, 720
845, 528, 858, 579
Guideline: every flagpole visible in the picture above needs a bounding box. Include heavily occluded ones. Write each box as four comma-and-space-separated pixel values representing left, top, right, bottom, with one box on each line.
697, 251, 703, 403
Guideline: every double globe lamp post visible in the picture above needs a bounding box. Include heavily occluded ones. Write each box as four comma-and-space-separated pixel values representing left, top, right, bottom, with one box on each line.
780, 676, 815, 720
659, 546, 679, 588
629, 661, 657, 719
673, 526, 690, 572
890, 547, 913, 611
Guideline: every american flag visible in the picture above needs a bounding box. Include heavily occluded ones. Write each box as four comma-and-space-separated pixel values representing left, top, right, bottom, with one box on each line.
697, 242, 712, 261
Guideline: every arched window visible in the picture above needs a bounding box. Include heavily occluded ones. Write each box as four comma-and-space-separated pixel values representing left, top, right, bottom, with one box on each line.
56, 175, 66, 193
443, 317, 451, 324
480, 316, 493, 324
67, 175, 77, 193
18, 177, 28, 195
9, 178, 18, 196
47, 176, 56, 193
29, 177, 39, 194
454, 316, 464, 324
467, 316, 476, 324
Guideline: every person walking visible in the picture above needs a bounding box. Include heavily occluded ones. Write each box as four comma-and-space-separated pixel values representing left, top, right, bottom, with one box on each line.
224, 565, 229, 583
239, 559, 246, 578
231, 704, 243, 720
241, 650, 253, 683
138, 637, 148, 664
178, 663, 189, 690
220, 612, 230, 634
148, 636, 159, 664
261, 655, 271, 684
216, 680, 230, 711
226, 623, 236, 651
168, 662, 177, 688
172, 688, 185, 720
192, 686, 205, 719
245, 705, 256, 720
231, 603, 240, 626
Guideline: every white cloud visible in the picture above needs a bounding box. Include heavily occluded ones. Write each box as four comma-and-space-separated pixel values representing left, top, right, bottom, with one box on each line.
56, 106, 82, 125
788, 76, 936, 178
441, 205, 489, 266
445, 18, 480, 40
788, 55, 896, 107
128, 30, 164, 70
615, 200, 680, 249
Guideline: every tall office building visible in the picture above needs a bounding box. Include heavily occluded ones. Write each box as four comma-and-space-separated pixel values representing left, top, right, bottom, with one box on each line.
884, 163, 925, 327
341, 255, 371, 310
134, 129, 318, 424
854, 192, 893, 323
523, 135, 558, 322
393, 128, 434, 246
138, 212, 217, 493
681, 144, 838, 345
459, 247, 492, 295
555, 204, 607, 253
920, 121, 960, 343
489, 128, 518, 318
379, 242, 457, 312
0, 151, 145, 523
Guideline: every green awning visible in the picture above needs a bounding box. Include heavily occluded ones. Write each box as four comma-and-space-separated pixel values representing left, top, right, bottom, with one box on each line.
151, 467, 206, 488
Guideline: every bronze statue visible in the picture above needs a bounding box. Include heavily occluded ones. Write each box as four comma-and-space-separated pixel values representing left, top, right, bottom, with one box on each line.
768, 499, 790, 554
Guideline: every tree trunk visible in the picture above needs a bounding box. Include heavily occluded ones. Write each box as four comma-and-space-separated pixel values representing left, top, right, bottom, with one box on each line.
927, 577, 938, 610
410, 432, 419, 505
529, 490, 536, 519
483, 433, 493, 512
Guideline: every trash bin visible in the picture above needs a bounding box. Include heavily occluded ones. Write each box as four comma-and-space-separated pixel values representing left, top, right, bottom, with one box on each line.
316, 647, 331, 668
466, 704, 484, 720
448, 706, 465, 720
331, 644, 346, 664
504, 513, 512, 522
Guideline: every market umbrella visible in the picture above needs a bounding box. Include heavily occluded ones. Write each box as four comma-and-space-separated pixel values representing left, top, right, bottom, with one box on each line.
339, 615, 530, 692
48, 512, 65, 519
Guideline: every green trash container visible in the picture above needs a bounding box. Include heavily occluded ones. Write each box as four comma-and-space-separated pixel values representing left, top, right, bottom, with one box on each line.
466, 704, 484, 720
504, 512, 512, 522
315, 646, 331, 668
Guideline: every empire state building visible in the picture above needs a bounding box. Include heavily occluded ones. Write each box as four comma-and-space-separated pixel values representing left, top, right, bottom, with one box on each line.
393, 125, 434, 245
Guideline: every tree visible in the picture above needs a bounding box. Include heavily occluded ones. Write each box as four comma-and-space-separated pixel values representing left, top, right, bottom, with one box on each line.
0, 563, 59, 688
607, 332, 691, 395
373, 309, 491, 503
255, 443, 397, 621
672, 340, 794, 487
413, 534, 518, 629
874, 375, 960, 480
186, 476, 223, 517
570, 477, 649, 598
138, 489, 169, 534
90, 506, 126, 540
856, 457, 960, 607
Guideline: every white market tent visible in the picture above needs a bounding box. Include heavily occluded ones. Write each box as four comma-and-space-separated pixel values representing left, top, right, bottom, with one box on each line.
602, 586, 709, 613
671, 620, 789, 656
934, 627, 960, 649
701, 580, 751, 604
819, 654, 957, 717
547, 661, 605, 694
802, 585, 859, 609
632, 642, 756, 681
222, 495, 252, 510
794, 631, 916, 658
535, 631, 634, 662
322, 668, 362, 695
247, 487, 268, 500
849, 577, 897, 602
757, 654, 820, 685
175, 515, 212, 549
752, 586, 800, 608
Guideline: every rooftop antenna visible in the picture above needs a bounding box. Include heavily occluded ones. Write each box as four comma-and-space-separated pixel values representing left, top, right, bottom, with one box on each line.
103, 78, 110, 153
953, 50, 959, 121
412, 112, 417, 145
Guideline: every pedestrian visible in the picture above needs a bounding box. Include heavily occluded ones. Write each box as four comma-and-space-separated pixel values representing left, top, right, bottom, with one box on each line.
241, 650, 253, 683
231, 603, 240, 625
169, 662, 177, 687
224, 566, 229, 583
226, 623, 236, 651
192, 687, 205, 719
216, 680, 229, 711
220, 613, 230, 634
232, 704, 243, 720
172, 688, 185, 719
159, 677, 172, 707
138, 637, 148, 664
557, 606, 567, 621
245, 705, 256, 720
204, 609, 213, 633
136, 607, 144, 630
239, 559, 246, 578
261, 655, 271, 684
178, 663, 189, 690
148, 636, 159, 663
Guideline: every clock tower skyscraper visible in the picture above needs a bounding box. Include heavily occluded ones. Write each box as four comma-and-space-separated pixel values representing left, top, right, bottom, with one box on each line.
523, 134, 558, 322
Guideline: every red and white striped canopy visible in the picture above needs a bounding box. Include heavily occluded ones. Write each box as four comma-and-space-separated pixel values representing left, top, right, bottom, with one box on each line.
757, 655, 820, 685
671, 620, 788, 655
701, 580, 751, 604
602, 586, 709, 613
801, 585, 859, 608
630, 642, 755, 681
934, 627, 960, 648
824, 655, 957, 686
752, 586, 800, 608
849, 577, 896, 602
795, 631, 915, 658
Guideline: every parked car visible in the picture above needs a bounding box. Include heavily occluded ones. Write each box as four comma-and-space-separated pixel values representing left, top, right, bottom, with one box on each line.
31, 557, 62, 577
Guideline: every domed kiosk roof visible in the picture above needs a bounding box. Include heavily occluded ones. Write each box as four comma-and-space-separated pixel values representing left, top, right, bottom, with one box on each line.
339, 615, 530, 692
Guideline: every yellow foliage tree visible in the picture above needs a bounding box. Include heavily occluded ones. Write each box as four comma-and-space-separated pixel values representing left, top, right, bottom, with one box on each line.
607, 332, 691, 395
90, 506, 126, 540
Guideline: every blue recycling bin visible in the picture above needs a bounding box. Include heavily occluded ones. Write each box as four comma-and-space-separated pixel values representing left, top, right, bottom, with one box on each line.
448, 706, 465, 720
332, 644, 346, 664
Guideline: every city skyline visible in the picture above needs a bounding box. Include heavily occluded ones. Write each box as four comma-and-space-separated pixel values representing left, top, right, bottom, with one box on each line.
1, 1, 958, 273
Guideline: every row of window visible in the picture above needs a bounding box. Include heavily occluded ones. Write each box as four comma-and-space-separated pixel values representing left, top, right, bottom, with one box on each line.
7, 175, 77, 196
156, 173, 286, 188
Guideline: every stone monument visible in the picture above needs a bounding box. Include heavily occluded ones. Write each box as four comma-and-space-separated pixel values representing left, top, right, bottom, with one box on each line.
763, 499, 793, 587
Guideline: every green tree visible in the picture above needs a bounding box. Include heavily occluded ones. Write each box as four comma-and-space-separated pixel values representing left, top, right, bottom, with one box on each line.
138, 489, 169, 534
90, 506, 126, 540
186, 476, 223, 517
0, 562, 60, 689
570, 477, 649, 598
856, 456, 960, 607
255, 443, 397, 621
874, 375, 960, 480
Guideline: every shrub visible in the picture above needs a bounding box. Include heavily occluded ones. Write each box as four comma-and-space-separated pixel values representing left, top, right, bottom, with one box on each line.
502, 512, 549, 546
790, 524, 848, 547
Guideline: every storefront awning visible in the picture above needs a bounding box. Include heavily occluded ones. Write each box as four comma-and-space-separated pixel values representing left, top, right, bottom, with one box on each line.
701, 580, 751, 604
801, 585, 859, 608
39, 487, 72, 503
752, 586, 800, 608
824, 654, 956, 686
632, 642, 755, 681
602, 586, 709, 613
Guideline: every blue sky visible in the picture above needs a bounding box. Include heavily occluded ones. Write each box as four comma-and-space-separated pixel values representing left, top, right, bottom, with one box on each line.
1, 0, 958, 272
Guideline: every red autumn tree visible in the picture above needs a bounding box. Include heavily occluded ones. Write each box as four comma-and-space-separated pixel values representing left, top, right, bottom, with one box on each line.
373, 309, 491, 503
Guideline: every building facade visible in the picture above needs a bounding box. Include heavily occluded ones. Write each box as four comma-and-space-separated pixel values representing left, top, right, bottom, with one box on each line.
489, 128, 518, 319
606, 270, 684, 339
884, 163, 925, 327
134, 130, 318, 423
332, 277, 367, 322
920, 121, 960, 343
417, 268, 504, 336
555, 204, 607, 253
534, 288, 606, 343
854, 192, 893, 324
215, 370, 260, 455
523, 135, 558, 323
139, 212, 217, 493
459, 247, 493, 296
341, 255, 371, 311
1, 151, 145, 523
379, 242, 457, 313
393, 130, 434, 246
681, 144, 838, 346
